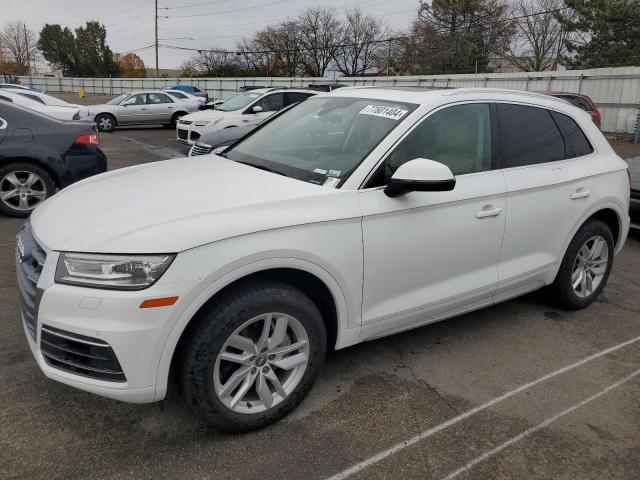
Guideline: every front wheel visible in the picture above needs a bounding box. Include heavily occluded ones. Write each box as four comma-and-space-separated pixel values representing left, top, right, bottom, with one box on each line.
0, 162, 54, 217
95, 113, 115, 132
549, 219, 614, 310
179, 280, 326, 432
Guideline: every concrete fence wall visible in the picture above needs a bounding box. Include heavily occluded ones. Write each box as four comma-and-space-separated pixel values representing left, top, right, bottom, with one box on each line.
16, 66, 640, 134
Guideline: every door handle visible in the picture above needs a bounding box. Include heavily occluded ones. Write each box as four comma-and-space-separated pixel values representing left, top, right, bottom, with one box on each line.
571, 189, 591, 200
476, 206, 502, 219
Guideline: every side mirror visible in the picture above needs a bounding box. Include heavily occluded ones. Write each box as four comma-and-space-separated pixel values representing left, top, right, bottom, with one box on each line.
252, 105, 263, 113
384, 158, 456, 198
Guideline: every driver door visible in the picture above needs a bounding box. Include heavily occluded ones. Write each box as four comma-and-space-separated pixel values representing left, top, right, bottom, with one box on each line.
359, 103, 508, 339
118, 93, 149, 124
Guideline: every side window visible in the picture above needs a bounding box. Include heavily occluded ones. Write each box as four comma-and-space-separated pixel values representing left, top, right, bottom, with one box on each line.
285, 92, 314, 105
171, 92, 187, 99
497, 104, 565, 168
551, 111, 594, 158
558, 95, 593, 112
256, 93, 284, 112
192, 87, 201, 93
148, 93, 173, 104
122, 94, 147, 106
371, 103, 492, 186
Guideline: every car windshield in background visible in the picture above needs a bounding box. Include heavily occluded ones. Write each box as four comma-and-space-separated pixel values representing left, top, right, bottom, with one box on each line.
107, 94, 128, 105
217, 92, 261, 111
225, 97, 417, 185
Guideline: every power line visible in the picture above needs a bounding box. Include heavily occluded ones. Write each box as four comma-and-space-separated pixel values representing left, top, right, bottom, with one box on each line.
160, 0, 232, 10
164, 0, 292, 19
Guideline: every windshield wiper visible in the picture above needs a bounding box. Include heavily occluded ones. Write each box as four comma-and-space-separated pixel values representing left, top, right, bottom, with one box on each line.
236, 160, 289, 177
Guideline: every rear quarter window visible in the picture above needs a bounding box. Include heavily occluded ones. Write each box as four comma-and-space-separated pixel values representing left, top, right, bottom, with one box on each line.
551, 111, 594, 158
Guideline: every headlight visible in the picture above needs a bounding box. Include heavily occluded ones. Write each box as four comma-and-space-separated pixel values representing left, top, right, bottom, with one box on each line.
194, 118, 222, 127
55, 252, 175, 290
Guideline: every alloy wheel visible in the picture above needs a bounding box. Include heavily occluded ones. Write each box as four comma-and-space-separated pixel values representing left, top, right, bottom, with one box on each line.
213, 312, 310, 414
98, 116, 113, 130
571, 235, 609, 298
0, 171, 47, 212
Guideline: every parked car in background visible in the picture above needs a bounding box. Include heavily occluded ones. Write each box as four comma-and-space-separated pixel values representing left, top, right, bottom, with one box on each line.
627, 156, 640, 229
89, 91, 200, 132
545, 92, 601, 129
188, 125, 257, 156
177, 88, 317, 145
0, 83, 44, 93
0, 101, 105, 216
164, 89, 207, 109
307, 83, 348, 92
163, 84, 208, 101
3, 88, 91, 119
202, 99, 225, 110
0, 90, 81, 121
238, 85, 267, 92
20, 88, 629, 432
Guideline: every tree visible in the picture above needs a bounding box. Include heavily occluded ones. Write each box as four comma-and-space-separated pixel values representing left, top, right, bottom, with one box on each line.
189, 47, 243, 76
38, 24, 79, 74
506, 0, 569, 71
115, 52, 146, 77
401, 0, 515, 74
298, 7, 344, 77
253, 20, 305, 76
39, 21, 119, 76
557, 0, 640, 69
334, 8, 388, 76
0, 21, 38, 75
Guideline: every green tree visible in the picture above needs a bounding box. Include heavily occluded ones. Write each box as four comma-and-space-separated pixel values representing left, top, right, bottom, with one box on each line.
38, 21, 119, 76
557, 0, 640, 68
38, 24, 80, 75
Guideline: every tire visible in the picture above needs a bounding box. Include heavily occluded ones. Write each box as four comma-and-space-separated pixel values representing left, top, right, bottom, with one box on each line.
0, 162, 55, 217
179, 280, 326, 433
549, 219, 614, 310
95, 113, 116, 132
169, 112, 186, 128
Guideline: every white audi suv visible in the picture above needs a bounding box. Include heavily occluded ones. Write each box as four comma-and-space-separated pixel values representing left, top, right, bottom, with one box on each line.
18, 87, 630, 432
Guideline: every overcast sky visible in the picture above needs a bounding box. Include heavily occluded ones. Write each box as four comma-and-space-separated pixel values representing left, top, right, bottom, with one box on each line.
8, 0, 420, 70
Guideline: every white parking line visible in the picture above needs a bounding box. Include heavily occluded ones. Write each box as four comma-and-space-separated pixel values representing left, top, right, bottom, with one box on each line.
440, 368, 640, 480
325, 334, 640, 480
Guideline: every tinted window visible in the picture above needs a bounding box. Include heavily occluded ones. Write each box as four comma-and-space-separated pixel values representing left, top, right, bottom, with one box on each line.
498, 104, 565, 168
256, 93, 285, 112
285, 92, 314, 105
193, 87, 201, 93
148, 93, 172, 104
372, 103, 492, 186
551, 111, 593, 158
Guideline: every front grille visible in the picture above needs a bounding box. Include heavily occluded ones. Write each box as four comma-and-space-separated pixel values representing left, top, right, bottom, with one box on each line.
178, 119, 192, 125
177, 128, 188, 140
189, 143, 213, 156
16, 223, 45, 341
40, 325, 126, 382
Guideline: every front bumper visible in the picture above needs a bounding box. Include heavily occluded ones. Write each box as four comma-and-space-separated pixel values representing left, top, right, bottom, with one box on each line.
17, 227, 199, 403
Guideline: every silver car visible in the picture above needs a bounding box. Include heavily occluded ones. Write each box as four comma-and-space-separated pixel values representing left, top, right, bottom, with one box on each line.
88, 91, 200, 132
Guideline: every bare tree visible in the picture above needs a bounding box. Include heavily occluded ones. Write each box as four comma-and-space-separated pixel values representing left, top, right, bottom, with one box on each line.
190, 47, 239, 76
254, 20, 305, 77
334, 8, 388, 76
298, 6, 344, 77
0, 21, 38, 75
506, 0, 569, 71
236, 37, 270, 74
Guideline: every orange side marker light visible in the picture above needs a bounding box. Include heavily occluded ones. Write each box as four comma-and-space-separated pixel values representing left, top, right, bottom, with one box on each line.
139, 296, 179, 308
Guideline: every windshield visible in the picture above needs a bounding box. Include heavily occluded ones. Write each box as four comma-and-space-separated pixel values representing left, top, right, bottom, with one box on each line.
225, 97, 417, 185
217, 92, 261, 112
107, 94, 128, 105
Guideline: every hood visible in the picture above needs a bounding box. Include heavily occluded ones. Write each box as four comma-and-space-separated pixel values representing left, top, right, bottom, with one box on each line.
180, 109, 236, 121
30, 156, 360, 253
628, 156, 640, 191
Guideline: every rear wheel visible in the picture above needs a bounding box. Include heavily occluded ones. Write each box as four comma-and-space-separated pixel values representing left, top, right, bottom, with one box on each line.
179, 280, 326, 432
549, 219, 614, 310
0, 162, 54, 217
168, 112, 186, 128
95, 113, 116, 132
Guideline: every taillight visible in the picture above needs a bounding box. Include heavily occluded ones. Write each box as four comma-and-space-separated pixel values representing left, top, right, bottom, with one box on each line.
75, 133, 100, 145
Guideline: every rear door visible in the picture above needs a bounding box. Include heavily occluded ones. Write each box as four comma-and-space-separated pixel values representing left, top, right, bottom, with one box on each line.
146, 93, 175, 122
495, 103, 597, 300
117, 93, 148, 124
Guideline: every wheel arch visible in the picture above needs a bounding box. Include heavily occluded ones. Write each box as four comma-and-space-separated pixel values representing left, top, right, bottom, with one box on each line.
94, 112, 117, 125
154, 258, 356, 401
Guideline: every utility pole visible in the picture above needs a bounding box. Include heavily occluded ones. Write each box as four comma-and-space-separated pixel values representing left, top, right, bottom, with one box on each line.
386, 39, 392, 77
155, 0, 159, 76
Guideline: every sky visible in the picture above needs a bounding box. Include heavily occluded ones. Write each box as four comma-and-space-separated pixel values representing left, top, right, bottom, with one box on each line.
8, 0, 420, 70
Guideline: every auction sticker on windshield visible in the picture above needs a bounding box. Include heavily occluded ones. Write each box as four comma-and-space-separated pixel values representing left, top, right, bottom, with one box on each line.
359, 105, 408, 121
